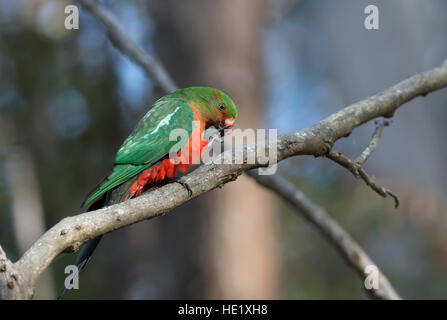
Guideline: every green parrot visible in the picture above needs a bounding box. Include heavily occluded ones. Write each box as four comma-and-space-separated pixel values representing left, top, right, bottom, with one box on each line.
59, 87, 237, 298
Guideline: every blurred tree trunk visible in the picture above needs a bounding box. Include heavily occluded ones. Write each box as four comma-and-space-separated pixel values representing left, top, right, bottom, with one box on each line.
151, 0, 279, 298
0, 117, 56, 300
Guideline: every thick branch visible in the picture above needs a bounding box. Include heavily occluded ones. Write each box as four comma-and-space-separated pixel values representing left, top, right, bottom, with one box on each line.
246, 172, 401, 300
0, 244, 25, 299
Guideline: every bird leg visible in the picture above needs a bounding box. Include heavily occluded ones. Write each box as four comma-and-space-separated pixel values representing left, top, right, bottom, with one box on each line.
175, 178, 193, 197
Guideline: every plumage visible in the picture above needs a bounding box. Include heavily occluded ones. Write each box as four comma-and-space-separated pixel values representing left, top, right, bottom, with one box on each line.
59, 87, 237, 298
83, 99, 196, 206
84, 87, 237, 206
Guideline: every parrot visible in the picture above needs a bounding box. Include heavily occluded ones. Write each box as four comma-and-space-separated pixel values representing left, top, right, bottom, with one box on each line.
58, 86, 237, 298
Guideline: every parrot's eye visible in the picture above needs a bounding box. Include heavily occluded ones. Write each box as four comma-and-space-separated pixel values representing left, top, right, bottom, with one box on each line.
219, 104, 226, 111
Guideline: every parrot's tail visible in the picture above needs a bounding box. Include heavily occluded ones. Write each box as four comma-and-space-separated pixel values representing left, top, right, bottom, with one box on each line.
57, 193, 108, 300
57, 236, 103, 299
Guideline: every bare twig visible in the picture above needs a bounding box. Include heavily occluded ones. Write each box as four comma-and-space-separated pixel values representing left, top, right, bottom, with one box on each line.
355, 120, 389, 165
326, 121, 399, 208
247, 171, 401, 300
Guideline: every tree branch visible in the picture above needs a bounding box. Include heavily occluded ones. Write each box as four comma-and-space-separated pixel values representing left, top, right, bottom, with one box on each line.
355, 120, 389, 165
77, 0, 178, 92
246, 171, 401, 300
327, 131, 400, 209
326, 120, 400, 208
1, 0, 446, 299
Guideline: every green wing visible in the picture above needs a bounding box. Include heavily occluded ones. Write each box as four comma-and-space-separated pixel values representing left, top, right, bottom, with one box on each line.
83, 98, 195, 207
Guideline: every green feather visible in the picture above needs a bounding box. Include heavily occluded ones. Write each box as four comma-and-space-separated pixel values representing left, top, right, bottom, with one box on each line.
83, 98, 195, 206
83, 86, 238, 207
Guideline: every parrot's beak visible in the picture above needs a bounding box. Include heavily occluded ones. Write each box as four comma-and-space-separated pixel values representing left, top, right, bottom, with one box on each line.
224, 118, 235, 129
217, 118, 234, 137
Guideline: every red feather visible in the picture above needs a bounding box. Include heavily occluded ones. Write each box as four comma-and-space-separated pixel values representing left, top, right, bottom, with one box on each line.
125, 126, 209, 200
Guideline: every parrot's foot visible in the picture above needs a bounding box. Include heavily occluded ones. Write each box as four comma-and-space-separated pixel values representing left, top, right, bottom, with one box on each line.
175, 178, 193, 197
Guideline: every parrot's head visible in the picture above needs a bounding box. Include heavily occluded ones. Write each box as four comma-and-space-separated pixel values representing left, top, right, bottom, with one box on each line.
210, 89, 237, 130
199, 87, 238, 133
172, 86, 238, 133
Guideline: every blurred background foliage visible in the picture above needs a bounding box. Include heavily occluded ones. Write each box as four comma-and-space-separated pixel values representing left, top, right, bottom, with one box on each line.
0, 0, 447, 299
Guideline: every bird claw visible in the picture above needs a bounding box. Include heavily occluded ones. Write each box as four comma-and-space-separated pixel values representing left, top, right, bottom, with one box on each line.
176, 179, 193, 197
209, 134, 223, 144
219, 125, 232, 137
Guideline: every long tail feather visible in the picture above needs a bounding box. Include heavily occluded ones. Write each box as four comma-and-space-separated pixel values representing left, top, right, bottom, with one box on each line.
57, 236, 103, 299
58, 177, 136, 299
57, 193, 109, 300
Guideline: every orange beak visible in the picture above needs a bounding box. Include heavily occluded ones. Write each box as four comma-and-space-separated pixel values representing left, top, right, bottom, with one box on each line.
224, 118, 235, 129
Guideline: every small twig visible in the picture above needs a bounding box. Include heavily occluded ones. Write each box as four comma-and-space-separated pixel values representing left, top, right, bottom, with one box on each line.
358, 168, 399, 208
327, 149, 360, 176
247, 172, 401, 300
355, 120, 389, 165
326, 122, 399, 208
